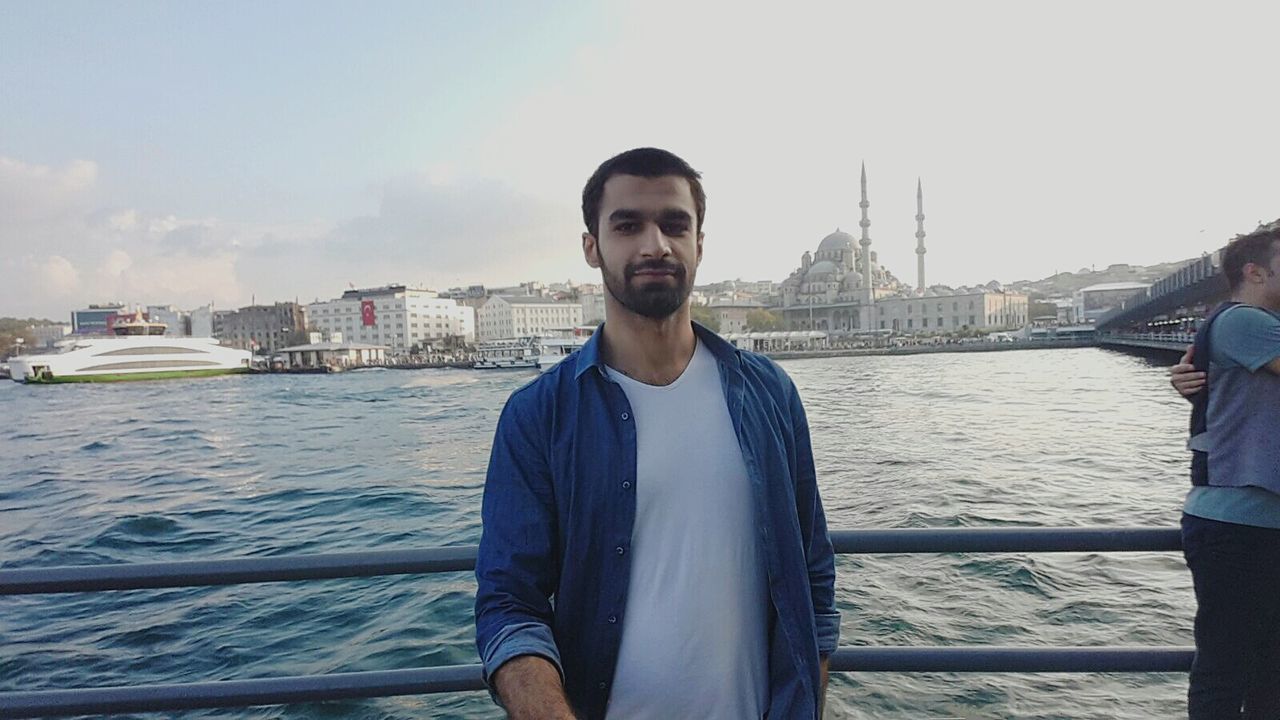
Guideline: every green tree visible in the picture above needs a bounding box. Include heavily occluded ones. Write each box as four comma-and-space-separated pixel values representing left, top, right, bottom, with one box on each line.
744, 309, 784, 332
0, 318, 42, 360
689, 305, 721, 332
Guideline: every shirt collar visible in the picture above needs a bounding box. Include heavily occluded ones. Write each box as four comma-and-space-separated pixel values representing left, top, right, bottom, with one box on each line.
573, 321, 743, 380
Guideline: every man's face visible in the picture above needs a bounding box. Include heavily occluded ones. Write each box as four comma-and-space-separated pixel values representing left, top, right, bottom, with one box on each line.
1258, 242, 1280, 308
583, 174, 703, 320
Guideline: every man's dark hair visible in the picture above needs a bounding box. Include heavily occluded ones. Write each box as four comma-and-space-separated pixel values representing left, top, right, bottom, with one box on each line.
581, 148, 705, 238
1223, 225, 1280, 290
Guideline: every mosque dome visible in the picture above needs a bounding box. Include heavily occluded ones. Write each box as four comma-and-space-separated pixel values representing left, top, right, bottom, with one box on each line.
806, 260, 840, 278
817, 229, 856, 255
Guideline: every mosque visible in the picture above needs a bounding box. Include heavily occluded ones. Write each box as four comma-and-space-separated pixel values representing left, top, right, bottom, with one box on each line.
778, 165, 1028, 335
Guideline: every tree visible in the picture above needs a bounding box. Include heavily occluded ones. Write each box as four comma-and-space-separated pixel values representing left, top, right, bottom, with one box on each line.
689, 305, 721, 332
0, 318, 48, 360
744, 309, 784, 332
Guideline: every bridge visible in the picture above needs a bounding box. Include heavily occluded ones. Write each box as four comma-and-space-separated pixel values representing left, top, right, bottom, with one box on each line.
1094, 219, 1279, 356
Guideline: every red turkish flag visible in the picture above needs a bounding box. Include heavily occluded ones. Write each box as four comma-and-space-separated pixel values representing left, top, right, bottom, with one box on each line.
361, 300, 376, 326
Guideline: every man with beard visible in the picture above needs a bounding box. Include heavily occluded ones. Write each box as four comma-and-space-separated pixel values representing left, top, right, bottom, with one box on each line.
474, 148, 839, 719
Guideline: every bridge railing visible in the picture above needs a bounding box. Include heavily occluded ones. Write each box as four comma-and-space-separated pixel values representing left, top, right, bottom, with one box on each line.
0, 526, 1193, 719
1101, 331, 1195, 345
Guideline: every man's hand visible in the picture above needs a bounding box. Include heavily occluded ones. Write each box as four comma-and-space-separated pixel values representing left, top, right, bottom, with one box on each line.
1171, 345, 1206, 399
819, 654, 829, 719
492, 655, 576, 720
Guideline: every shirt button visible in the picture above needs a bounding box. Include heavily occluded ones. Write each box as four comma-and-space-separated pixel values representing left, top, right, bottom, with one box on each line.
621, 481, 631, 489
620, 412, 629, 421
615, 546, 625, 555
607, 615, 617, 624
598, 682, 607, 690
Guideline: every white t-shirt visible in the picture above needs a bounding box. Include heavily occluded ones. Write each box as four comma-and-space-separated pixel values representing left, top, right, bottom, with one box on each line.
604, 339, 769, 720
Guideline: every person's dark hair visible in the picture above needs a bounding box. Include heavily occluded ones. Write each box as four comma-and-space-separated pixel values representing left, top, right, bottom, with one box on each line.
581, 148, 705, 238
1223, 225, 1280, 290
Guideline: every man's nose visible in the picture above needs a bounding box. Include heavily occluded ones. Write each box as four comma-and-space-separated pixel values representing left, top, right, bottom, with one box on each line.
638, 223, 672, 257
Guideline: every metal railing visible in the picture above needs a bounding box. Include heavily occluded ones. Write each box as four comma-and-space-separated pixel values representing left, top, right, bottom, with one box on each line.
0, 526, 1193, 718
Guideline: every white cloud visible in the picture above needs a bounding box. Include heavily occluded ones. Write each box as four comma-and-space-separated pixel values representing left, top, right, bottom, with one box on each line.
0, 156, 98, 225
39, 255, 80, 295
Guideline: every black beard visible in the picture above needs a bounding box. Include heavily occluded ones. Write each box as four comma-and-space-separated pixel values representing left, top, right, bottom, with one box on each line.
600, 256, 692, 320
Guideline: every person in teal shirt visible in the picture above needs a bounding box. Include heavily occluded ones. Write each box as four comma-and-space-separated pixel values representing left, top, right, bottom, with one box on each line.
1172, 224, 1280, 718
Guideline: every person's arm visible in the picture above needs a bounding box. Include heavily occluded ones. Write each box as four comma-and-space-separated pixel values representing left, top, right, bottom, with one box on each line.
492, 656, 576, 720
787, 379, 841, 707
475, 393, 572, 718
1170, 346, 1205, 399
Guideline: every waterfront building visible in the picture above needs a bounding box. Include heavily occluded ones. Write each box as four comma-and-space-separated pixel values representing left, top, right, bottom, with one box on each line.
218, 302, 309, 355
30, 324, 70, 349
777, 168, 1028, 335
477, 296, 583, 341
146, 305, 186, 336
1073, 282, 1151, 324
307, 285, 475, 356
189, 305, 214, 338
441, 285, 490, 311
70, 303, 126, 335
278, 340, 387, 369
706, 300, 769, 334
579, 290, 606, 325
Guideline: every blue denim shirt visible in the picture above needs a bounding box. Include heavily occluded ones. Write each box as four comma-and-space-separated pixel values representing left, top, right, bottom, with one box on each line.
474, 323, 840, 720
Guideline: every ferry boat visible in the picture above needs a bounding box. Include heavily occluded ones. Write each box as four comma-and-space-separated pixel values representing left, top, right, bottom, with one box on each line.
473, 335, 588, 371
535, 336, 587, 372
473, 337, 540, 369
7, 311, 253, 384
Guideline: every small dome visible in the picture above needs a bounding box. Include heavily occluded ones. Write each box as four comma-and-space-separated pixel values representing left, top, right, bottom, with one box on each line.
817, 229, 856, 254
806, 260, 839, 278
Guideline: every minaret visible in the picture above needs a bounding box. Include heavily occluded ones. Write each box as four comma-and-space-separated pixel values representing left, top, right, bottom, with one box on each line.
859, 162, 874, 328
915, 178, 927, 292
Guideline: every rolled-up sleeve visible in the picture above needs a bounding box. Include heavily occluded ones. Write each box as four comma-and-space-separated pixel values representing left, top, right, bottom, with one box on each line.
788, 380, 841, 655
474, 391, 564, 686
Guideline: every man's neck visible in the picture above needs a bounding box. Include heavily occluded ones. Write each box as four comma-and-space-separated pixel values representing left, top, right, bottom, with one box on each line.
1232, 289, 1280, 313
600, 305, 697, 386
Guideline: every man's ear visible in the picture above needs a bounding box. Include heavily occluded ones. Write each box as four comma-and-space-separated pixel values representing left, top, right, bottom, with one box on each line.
583, 232, 601, 269
696, 232, 704, 266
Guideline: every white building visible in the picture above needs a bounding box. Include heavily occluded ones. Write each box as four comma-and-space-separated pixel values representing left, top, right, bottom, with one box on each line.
579, 291, 607, 325
146, 305, 186, 336
707, 300, 769, 334
189, 305, 214, 338
1073, 282, 1151, 324
30, 324, 70, 349
478, 296, 584, 341
307, 285, 475, 356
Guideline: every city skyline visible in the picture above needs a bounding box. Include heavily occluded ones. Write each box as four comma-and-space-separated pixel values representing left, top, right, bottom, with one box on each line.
3, 2, 1277, 320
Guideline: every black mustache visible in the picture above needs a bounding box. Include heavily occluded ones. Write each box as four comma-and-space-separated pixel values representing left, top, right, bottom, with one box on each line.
625, 261, 685, 278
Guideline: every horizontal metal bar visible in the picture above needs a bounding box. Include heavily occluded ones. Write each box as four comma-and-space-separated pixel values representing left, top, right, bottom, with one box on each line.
0, 546, 477, 595
0, 527, 1183, 596
0, 647, 1196, 718
0, 665, 485, 719
828, 526, 1183, 554
828, 645, 1194, 673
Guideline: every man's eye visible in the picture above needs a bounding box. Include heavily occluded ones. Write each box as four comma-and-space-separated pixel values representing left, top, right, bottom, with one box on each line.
662, 224, 689, 235
616, 223, 637, 233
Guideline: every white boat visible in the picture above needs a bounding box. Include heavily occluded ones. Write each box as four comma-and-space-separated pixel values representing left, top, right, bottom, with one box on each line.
473, 337, 540, 370
8, 312, 253, 384
473, 335, 588, 371
535, 336, 587, 372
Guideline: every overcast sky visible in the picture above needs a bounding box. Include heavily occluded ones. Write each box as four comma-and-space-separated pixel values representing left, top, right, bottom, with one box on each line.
2, 1, 1277, 320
